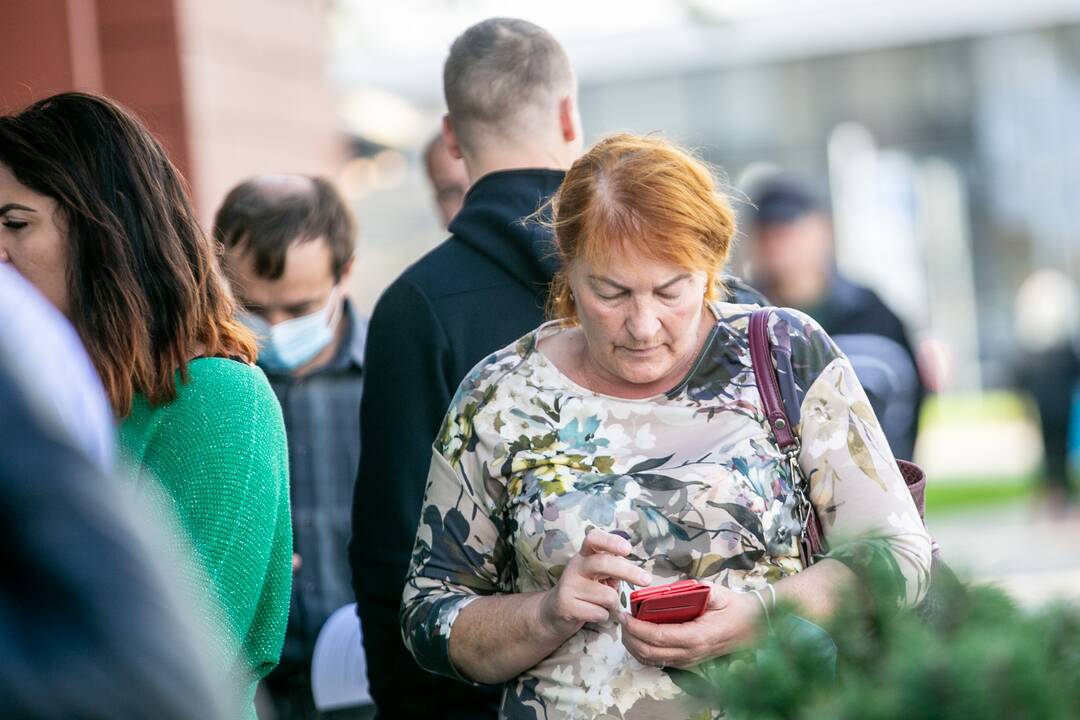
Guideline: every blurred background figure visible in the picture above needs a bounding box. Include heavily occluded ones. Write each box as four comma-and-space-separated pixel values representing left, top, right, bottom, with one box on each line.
1013, 269, 1080, 505
0, 92, 292, 720
422, 131, 469, 229
215, 175, 373, 719
747, 177, 926, 460
0, 256, 228, 720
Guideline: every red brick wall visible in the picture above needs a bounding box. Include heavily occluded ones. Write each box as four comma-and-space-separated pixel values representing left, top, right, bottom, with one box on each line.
0, 0, 344, 224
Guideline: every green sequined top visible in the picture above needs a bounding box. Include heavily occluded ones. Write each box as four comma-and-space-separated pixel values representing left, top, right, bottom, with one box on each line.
120, 358, 292, 719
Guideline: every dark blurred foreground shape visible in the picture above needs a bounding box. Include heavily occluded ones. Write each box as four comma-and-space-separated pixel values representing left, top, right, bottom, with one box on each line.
0, 359, 229, 719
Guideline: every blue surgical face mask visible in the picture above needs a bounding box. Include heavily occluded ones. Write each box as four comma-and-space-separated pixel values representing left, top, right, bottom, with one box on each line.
240, 288, 343, 372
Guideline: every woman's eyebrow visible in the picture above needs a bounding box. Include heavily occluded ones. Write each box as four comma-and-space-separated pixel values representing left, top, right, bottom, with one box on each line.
587, 273, 692, 291
655, 273, 691, 291
588, 275, 630, 291
0, 203, 37, 215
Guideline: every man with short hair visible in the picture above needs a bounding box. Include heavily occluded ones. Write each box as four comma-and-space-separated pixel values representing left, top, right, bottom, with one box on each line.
422, 131, 469, 229
215, 175, 370, 719
349, 18, 582, 719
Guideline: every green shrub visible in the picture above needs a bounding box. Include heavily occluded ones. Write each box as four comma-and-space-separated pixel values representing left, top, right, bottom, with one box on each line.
683, 573, 1080, 719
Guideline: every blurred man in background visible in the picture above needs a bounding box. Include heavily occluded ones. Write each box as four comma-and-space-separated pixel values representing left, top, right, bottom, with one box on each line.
422, 131, 469, 229
350, 17, 583, 719
1014, 269, 1080, 506
216, 176, 370, 719
748, 177, 926, 460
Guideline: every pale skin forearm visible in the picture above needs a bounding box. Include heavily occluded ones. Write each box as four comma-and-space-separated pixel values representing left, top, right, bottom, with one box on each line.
770, 557, 858, 623
447, 531, 650, 684
447, 591, 571, 684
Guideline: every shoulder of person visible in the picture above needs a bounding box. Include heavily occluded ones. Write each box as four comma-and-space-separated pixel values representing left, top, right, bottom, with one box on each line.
135, 361, 287, 514
834, 276, 900, 321
712, 302, 832, 349
765, 306, 846, 387
364, 274, 450, 362
395, 235, 506, 303
180, 357, 276, 404
453, 331, 536, 405
165, 359, 286, 445
435, 330, 539, 447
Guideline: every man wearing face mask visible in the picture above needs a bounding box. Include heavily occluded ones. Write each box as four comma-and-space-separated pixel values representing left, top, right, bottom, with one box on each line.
215, 175, 370, 719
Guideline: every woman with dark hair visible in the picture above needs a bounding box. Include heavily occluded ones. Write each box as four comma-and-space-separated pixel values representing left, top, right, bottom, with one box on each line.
0, 92, 291, 718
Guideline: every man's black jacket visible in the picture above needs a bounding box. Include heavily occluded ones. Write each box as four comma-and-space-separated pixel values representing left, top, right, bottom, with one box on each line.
349, 169, 564, 719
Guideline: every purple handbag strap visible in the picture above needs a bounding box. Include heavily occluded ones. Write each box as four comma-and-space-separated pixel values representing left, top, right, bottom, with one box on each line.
749, 308, 798, 451
749, 307, 824, 564
748, 306, 931, 564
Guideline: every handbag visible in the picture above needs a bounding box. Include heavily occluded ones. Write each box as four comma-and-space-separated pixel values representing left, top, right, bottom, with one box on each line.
748, 308, 955, 613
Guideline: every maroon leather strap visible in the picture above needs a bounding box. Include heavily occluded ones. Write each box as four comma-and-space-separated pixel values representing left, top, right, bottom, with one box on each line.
748, 307, 930, 566
749, 308, 826, 564
749, 308, 797, 451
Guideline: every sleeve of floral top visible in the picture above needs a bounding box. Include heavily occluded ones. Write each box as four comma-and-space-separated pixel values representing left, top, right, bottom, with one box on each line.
400, 363, 513, 682
768, 309, 932, 608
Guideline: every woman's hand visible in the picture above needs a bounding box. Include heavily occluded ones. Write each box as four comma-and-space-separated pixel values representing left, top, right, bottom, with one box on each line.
537, 530, 652, 641
619, 583, 762, 668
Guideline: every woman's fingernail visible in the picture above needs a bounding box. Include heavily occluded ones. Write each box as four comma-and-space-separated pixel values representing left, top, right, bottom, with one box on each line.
638, 572, 652, 585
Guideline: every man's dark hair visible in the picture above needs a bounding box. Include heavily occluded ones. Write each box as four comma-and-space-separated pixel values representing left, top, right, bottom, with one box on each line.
750, 176, 826, 227
213, 175, 356, 282
443, 17, 572, 152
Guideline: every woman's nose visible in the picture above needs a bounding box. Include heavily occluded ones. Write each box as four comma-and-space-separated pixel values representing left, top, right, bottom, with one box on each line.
625, 302, 661, 342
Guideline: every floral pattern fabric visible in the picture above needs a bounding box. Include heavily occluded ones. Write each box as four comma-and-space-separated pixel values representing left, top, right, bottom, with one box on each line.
402, 303, 932, 720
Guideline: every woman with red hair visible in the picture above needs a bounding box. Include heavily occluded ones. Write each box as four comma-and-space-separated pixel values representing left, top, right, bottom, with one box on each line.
401, 134, 930, 719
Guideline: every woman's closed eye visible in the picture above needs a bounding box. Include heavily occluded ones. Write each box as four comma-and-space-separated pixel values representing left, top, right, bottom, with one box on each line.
2, 220, 28, 230
598, 292, 627, 301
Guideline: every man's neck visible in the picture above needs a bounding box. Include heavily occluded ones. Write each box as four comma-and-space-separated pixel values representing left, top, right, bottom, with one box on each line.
464, 145, 572, 185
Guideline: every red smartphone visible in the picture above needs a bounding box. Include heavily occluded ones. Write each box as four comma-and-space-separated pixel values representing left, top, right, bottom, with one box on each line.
629, 579, 711, 624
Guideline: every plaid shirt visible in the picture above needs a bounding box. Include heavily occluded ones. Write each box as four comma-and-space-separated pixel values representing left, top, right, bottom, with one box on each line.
263, 299, 367, 666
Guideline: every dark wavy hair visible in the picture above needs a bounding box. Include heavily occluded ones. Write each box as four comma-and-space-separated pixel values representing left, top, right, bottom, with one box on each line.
0, 92, 256, 416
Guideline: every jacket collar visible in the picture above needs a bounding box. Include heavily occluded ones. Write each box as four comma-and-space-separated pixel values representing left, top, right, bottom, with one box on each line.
448, 168, 565, 297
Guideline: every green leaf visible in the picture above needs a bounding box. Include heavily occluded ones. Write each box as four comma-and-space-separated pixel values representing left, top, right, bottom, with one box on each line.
664, 668, 717, 700
627, 453, 676, 474
593, 456, 615, 474
634, 473, 701, 492
706, 502, 766, 546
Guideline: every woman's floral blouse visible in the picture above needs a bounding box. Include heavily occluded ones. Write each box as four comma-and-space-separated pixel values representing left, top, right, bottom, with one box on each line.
401, 303, 932, 720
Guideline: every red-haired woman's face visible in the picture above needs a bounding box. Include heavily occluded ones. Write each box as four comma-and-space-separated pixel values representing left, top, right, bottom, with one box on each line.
569, 246, 710, 393
0, 163, 69, 315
